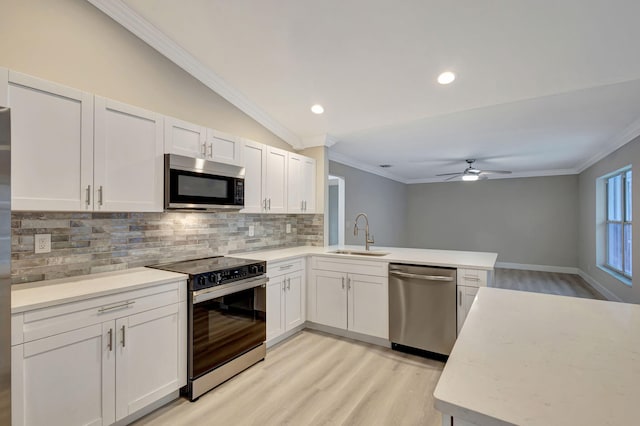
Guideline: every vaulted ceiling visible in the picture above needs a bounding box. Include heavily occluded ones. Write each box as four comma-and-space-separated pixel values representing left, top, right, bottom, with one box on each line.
93, 0, 640, 182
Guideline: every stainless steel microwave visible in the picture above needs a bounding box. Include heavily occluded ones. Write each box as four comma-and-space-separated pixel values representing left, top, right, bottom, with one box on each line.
165, 154, 245, 210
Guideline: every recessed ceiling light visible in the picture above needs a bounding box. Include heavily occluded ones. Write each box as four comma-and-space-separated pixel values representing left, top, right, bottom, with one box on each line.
437, 71, 456, 85
462, 174, 479, 181
379, 164, 392, 168
311, 104, 324, 114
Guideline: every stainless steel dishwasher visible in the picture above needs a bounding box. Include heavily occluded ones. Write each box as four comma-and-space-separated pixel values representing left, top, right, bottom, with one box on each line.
389, 264, 457, 356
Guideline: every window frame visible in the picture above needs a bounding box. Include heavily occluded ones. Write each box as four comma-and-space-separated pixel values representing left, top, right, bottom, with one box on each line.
604, 169, 632, 279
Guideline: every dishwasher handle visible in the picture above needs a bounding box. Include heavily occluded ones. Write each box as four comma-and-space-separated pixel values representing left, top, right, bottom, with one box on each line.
389, 270, 454, 282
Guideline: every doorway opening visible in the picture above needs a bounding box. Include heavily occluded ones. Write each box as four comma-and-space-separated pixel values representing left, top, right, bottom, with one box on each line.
328, 175, 345, 246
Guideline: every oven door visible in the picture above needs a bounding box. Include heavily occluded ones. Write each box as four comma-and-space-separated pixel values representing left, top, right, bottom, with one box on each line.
190, 276, 267, 379
168, 167, 244, 209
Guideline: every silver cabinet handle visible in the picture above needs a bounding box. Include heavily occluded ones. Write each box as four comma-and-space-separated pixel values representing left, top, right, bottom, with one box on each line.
98, 186, 103, 206
287, 278, 291, 291
208, 142, 213, 158
107, 328, 113, 352
279, 264, 293, 271
459, 290, 462, 306
463, 276, 481, 282
341, 276, 345, 289
282, 281, 286, 292
263, 198, 267, 211
121, 325, 126, 347
268, 198, 271, 210
201, 142, 207, 156
301, 200, 304, 211
389, 270, 454, 281
304, 200, 307, 211
98, 300, 135, 313
347, 277, 351, 290
86, 185, 91, 206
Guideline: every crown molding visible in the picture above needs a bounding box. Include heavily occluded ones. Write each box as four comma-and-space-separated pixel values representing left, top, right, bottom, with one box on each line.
328, 151, 409, 183
328, 150, 578, 184
87, 0, 303, 149
405, 168, 578, 184
575, 115, 640, 173
300, 134, 339, 149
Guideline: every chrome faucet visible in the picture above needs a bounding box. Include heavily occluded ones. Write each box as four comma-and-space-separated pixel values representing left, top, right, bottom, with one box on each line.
354, 213, 375, 251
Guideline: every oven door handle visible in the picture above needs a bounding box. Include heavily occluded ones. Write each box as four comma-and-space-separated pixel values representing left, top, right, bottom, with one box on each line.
193, 276, 269, 304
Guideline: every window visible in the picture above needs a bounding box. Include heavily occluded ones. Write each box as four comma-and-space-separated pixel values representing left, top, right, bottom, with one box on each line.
605, 169, 632, 278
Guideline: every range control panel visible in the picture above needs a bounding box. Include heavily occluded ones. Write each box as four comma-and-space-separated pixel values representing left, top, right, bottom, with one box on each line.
192, 261, 266, 291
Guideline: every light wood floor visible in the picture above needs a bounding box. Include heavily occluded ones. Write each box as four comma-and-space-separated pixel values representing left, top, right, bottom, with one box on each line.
133, 330, 445, 426
493, 268, 604, 300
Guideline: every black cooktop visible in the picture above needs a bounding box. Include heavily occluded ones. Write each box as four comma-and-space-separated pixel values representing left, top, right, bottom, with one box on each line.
149, 256, 263, 276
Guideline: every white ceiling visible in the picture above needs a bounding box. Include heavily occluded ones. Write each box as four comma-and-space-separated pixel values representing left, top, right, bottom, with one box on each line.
97, 0, 640, 182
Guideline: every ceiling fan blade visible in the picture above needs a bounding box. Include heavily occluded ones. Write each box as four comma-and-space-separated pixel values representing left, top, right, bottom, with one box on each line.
479, 170, 512, 175
436, 172, 464, 176
445, 175, 462, 181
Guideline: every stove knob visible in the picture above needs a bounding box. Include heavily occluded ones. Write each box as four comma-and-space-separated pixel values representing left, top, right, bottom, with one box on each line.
249, 265, 258, 274
197, 276, 206, 288
208, 273, 216, 283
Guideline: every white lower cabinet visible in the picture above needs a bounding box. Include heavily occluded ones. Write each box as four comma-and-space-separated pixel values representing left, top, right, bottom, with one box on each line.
11, 280, 187, 426
266, 258, 306, 343
309, 257, 388, 340
456, 268, 491, 335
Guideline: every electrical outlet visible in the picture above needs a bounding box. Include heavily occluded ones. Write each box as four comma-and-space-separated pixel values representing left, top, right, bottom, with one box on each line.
286, 223, 291, 234
35, 234, 51, 254
248, 225, 255, 237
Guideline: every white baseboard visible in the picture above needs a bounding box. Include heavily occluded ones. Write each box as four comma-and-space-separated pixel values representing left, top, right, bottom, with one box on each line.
577, 269, 622, 302
495, 262, 579, 275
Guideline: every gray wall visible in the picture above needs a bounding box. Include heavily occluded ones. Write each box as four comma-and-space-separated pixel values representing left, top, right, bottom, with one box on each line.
328, 185, 339, 245
406, 176, 579, 267
579, 135, 640, 303
0, 0, 291, 151
329, 162, 407, 247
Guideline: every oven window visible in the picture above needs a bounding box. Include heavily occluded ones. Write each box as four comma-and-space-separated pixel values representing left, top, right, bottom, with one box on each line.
169, 168, 239, 206
192, 286, 266, 378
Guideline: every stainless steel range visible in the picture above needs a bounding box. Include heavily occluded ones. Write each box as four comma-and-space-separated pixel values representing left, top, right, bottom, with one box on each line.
149, 256, 267, 401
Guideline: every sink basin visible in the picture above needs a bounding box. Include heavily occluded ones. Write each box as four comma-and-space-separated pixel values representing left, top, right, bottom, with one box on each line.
329, 249, 390, 257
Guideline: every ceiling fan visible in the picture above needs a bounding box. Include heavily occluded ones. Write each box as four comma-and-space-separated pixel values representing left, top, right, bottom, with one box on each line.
436, 159, 512, 181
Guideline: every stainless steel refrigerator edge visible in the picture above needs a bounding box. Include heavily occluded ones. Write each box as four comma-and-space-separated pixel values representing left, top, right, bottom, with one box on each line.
0, 107, 11, 423
389, 264, 457, 356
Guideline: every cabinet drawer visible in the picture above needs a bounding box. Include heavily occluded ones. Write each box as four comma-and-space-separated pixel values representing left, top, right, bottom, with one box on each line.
457, 269, 488, 287
311, 256, 388, 277
22, 281, 184, 343
268, 257, 304, 276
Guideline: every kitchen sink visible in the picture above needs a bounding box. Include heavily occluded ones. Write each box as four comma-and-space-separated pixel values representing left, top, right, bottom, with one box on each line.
329, 249, 390, 257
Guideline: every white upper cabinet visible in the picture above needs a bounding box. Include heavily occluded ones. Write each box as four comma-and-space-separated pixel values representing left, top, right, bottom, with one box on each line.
207, 129, 244, 166
94, 97, 163, 212
8, 71, 93, 211
164, 116, 207, 159
242, 139, 267, 213
288, 153, 316, 214
264, 146, 288, 213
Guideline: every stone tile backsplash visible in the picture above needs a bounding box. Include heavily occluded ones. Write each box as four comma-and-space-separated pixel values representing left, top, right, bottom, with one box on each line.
11, 211, 324, 284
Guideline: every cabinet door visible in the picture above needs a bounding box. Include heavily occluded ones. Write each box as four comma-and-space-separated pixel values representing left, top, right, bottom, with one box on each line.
287, 153, 303, 213
301, 156, 316, 213
115, 303, 182, 421
241, 139, 266, 213
285, 270, 305, 330
456, 285, 479, 335
8, 71, 93, 211
347, 274, 388, 339
208, 129, 244, 166
311, 270, 347, 329
266, 274, 285, 341
13, 324, 114, 426
94, 97, 163, 212
164, 116, 206, 158
265, 146, 288, 213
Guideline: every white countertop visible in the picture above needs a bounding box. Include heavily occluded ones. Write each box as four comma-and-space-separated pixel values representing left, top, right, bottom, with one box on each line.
434, 287, 640, 426
11, 267, 187, 314
233, 245, 498, 270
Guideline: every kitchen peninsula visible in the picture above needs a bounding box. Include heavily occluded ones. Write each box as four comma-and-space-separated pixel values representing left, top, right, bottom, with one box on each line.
434, 287, 640, 426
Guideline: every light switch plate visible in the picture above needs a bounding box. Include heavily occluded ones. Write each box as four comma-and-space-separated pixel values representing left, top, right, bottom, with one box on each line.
248, 225, 255, 237
286, 223, 291, 234
35, 234, 51, 254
